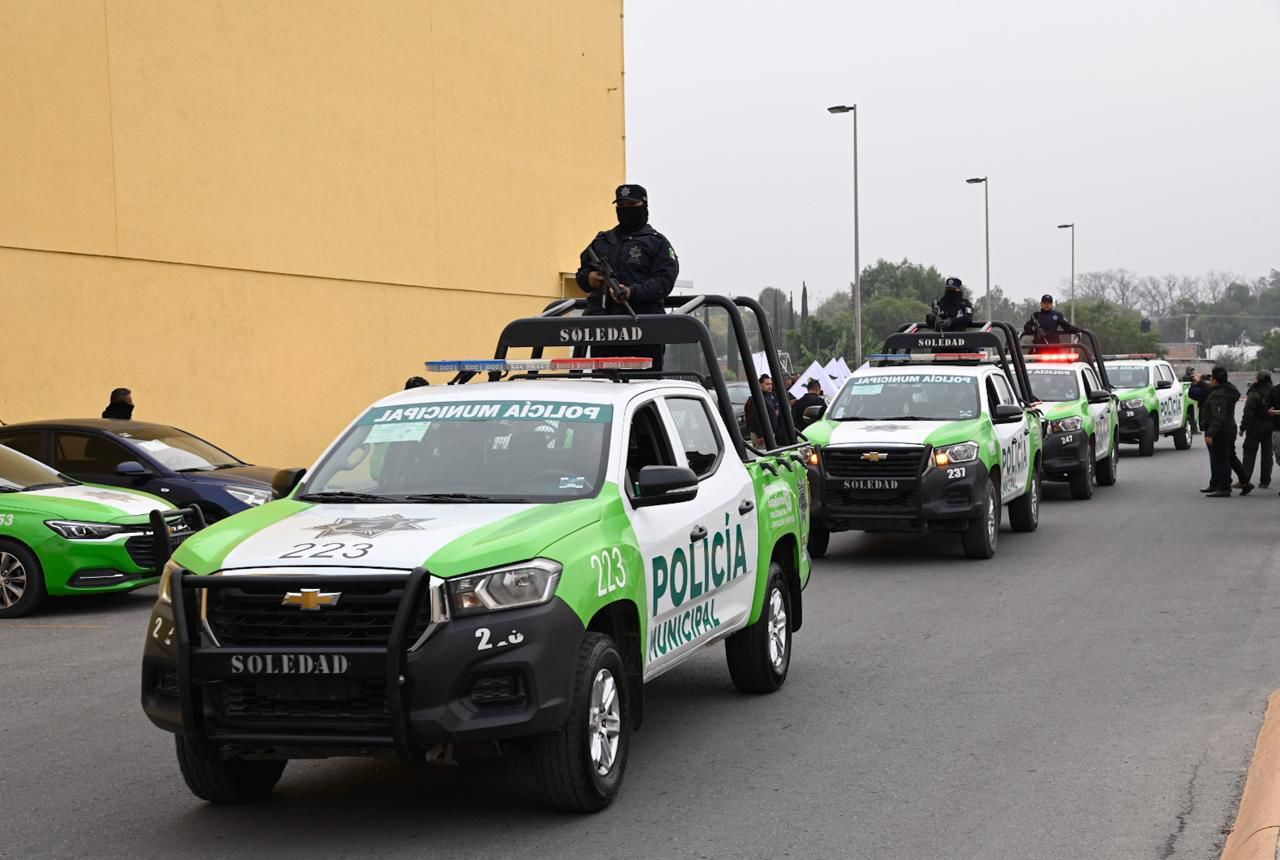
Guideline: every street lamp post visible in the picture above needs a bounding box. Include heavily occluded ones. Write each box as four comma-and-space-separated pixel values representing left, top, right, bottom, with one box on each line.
828, 104, 861, 365
965, 177, 990, 319
1057, 223, 1075, 324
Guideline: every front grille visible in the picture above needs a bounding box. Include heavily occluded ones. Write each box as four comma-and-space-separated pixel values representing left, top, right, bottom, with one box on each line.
827, 485, 921, 513
205, 583, 434, 648
824, 447, 927, 479
211, 680, 390, 725
125, 523, 192, 572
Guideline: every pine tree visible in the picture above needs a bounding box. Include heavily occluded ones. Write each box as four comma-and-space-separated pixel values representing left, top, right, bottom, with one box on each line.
801, 282, 809, 327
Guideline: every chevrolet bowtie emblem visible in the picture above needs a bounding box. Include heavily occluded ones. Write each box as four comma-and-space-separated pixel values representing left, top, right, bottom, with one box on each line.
861, 452, 889, 462
281, 588, 342, 611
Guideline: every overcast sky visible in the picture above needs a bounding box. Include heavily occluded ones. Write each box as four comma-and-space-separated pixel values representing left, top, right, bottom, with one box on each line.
624, 0, 1280, 306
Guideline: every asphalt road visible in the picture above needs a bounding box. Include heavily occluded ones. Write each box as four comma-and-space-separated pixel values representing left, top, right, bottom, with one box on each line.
6, 436, 1280, 859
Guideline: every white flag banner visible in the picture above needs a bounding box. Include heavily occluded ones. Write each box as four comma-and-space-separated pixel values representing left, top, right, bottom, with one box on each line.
824, 357, 851, 383
752, 351, 771, 380
790, 361, 840, 399
837, 357, 853, 379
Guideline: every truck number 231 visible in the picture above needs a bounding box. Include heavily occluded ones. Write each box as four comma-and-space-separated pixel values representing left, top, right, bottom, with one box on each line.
591, 548, 627, 597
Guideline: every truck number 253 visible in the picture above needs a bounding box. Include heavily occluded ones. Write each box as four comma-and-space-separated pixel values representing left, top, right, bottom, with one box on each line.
591, 548, 627, 597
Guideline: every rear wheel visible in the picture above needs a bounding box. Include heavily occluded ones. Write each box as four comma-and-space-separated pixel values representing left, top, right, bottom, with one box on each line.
1008, 468, 1040, 532
961, 477, 1000, 559
1069, 442, 1096, 500
1096, 433, 1119, 486
725, 562, 792, 694
1173, 413, 1192, 450
0, 541, 46, 619
533, 633, 629, 813
1138, 416, 1156, 457
174, 737, 286, 803
807, 523, 830, 559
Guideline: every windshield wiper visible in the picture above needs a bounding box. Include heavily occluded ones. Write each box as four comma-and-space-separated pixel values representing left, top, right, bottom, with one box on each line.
0, 486, 21, 493
403, 492, 502, 503
22, 482, 73, 491
296, 491, 397, 504
176, 467, 216, 473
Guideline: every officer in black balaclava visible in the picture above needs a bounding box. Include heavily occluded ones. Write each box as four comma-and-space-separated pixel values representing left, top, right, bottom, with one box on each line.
102, 387, 134, 420
927, 277, 974, 331
574, 184, 680, 369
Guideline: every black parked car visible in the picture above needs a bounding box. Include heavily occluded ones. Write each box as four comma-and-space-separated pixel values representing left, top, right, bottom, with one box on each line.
0, 419, 279, 522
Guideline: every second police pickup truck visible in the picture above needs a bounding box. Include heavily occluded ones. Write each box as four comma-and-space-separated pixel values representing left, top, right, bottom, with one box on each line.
801, 322, 1044, 561
1102, 354, 1194, 455
140, 296, 812, 813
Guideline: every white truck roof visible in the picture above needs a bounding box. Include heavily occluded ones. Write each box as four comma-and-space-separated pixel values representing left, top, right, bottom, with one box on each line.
369, 377, 707, 412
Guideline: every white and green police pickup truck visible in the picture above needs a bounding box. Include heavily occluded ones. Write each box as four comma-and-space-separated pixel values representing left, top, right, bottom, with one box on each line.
142, 301, 811, 813
801, 325, 1043, 561
1023, 341, 1120, 500
1102, 354, 1194, 455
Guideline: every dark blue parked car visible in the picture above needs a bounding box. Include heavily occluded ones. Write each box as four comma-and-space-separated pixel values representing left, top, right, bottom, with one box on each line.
0, 419, 281, 522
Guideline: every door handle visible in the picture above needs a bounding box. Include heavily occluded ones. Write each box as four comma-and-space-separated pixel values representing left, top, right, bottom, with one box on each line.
690, 525, 708, 542
739, 500, 755, 515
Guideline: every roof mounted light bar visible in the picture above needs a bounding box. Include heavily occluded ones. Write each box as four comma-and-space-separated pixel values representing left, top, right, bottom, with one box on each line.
866, 352, 989, 363
1025, 351, 1083, 363
425, 357, 653, 374
1101, 353, 1157, 360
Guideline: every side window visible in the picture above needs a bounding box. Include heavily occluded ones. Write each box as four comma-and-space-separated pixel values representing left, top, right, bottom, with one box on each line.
0, 432, 44, 462
984, 378, 1001, 414
665, 397, 723, 478
625, 402, 675, 491
991, 374, 1017, 407
1081, 368, 1097, 395
1158, 365, 1175, 385
53, 432, 134, 475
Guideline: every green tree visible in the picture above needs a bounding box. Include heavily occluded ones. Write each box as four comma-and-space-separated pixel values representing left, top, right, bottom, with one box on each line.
860, 258, 947, 304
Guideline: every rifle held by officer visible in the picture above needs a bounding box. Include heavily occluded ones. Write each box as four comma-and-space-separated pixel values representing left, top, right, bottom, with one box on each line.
585, 247, 637, 319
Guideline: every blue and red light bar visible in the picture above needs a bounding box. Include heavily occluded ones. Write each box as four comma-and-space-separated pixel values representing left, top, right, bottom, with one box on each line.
1025, 351, 1079, 363
867, 352, 989, 363
1101, 354, 1156, 360
425, 357, 654, 373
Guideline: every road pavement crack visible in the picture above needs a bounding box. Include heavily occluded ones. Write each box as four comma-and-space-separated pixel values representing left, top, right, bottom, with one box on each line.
1160, 759, 1202, 859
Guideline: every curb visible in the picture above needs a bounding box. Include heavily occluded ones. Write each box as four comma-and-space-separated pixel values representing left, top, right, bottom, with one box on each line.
1222, 690, 1280, 859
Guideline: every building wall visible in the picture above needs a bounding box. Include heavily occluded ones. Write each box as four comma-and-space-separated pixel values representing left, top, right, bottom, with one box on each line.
0, 0, 625, 467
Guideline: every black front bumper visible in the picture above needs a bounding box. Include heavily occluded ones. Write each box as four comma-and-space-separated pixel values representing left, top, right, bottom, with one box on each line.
1041, 430, 1089, 478
1117, 404, 1150, 441
809, 457, 990, 533
141, 569, 583, 760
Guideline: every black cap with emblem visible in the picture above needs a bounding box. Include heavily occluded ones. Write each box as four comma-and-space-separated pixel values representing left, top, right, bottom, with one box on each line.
613, 184, 648, 204
945, 277, 963, 290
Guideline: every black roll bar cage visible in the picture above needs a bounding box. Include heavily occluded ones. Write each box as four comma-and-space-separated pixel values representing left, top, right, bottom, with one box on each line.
1019, 328, 1114, 390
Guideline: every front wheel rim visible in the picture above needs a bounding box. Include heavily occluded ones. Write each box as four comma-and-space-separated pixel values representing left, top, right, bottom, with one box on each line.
986, 492, 997, 544
1030, 475, 1040, 521
588, 668, 622, 776
0, 552, 27, 608
767, 587, 789, 672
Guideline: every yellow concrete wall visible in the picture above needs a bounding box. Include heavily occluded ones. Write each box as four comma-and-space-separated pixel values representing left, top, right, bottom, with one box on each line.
0, 0, 624, 467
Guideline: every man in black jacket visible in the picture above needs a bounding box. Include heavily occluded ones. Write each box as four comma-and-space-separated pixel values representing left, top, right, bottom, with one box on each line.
926, 277, 973, 331
744, 374, 783, 447
1023, 295, 1082, 344
575, 184, 679, 369
1240, 370, 1273, 488
1204, 367, 1251, 497
792, 379, 827, 430
102, 388, 134, 420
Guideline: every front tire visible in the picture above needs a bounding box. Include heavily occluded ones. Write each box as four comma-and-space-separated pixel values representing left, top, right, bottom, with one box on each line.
725, 562, 792, 694
174, 737, 286, 803
1096, 433, 1119, 486
1008, 468, 1040, 532
1139, 416, 1156, 456
807, 523, 830, 559
1173, 413, 1192, 450
0, 541, 46, 618
1069, 442, 1096, 500
961, 476, 1000, 559
533, 633, 629, 813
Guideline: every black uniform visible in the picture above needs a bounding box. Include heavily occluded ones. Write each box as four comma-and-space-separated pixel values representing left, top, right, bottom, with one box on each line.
1241, 374, 1274, 487
1023, 309, 1081, 344
933, 291, 973, 331
792, 392, 827, 429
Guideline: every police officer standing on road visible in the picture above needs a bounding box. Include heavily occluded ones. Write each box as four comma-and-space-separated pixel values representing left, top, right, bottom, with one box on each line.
1204, 367, 1252, 497
927, 278, 974, 331
1023, 294, 1082, 344
575, 184, 679, 370
1240, 370, 1273, 489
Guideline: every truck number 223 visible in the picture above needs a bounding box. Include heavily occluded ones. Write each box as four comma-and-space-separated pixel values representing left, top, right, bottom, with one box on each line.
591, 548, 627, 597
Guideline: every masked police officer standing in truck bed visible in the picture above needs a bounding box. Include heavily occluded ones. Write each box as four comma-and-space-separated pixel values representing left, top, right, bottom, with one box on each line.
575, 184, 680, 370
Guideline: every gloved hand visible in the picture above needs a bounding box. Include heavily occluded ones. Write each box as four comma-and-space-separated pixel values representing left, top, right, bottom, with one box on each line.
925, 313, 937, 327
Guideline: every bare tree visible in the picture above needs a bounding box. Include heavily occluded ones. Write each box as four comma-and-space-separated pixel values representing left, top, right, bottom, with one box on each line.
1202, 270, 1240, 304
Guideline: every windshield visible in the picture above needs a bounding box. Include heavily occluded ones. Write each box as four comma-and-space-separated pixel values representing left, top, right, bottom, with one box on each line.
1028, 368, 1081, 402
829, 373, 980, 421
301, 398, 612, 503
1105, 365, 1151, 390
0, 444, 76, 492
725, 383, 751, 406
112, 426, 240, 472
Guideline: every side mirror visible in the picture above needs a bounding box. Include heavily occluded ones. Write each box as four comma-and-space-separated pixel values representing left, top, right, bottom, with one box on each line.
115, 460, 149, 477
1087, 389, 1112, 404
992, 404, 1024, 424
803, 404, 826, 421
632, 465, 698, 508
271, 467, 307, 499
1156, 379, 1173, 390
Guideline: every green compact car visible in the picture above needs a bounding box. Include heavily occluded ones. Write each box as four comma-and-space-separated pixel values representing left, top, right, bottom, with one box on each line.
1025, 355, 1120, 499
0, 443, 194, 617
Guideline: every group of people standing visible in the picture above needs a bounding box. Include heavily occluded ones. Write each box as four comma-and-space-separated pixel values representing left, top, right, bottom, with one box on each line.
745, 374, 827, 446
1188, 366, 1276, 497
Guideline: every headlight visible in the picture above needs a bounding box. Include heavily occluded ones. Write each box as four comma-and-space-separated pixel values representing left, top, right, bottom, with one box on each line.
1049, 416, 1083, 434
1122, 398, 1144, 409
449, 559, 561, 617
806, 447, 820, 467
45, 520, 127, 540
226, 485, 271, 507
158, 559, 184, 604
933, 442, 979, 467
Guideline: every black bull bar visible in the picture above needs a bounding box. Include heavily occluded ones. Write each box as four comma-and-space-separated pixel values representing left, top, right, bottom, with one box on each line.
169, 567, 430, 760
